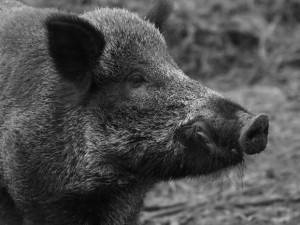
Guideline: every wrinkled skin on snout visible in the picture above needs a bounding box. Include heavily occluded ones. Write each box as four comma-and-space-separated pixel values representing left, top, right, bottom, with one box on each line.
0, 1, 269, 224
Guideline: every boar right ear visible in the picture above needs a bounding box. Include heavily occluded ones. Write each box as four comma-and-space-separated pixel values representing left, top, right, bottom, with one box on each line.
46, 14, 105, 91
145, 0, 173, 32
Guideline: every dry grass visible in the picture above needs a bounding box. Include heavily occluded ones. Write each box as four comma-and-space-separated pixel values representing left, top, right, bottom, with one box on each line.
19, 0, 300, 224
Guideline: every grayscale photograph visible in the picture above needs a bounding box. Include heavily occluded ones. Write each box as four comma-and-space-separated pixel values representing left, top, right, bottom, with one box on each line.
0, 0, 298, 224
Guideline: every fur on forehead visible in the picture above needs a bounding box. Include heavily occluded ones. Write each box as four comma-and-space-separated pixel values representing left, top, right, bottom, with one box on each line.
82, 8, 166, 47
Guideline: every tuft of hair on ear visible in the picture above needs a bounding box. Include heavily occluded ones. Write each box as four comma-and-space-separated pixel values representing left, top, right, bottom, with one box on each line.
145, 0, 173, 32
45, 14, 105, 93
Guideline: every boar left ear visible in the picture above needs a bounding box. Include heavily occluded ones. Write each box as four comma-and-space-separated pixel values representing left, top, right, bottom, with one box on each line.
46, 14, 105, 91
145, 0, 173, 32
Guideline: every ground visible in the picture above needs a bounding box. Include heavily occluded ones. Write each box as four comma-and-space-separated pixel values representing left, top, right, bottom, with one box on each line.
17, 0, 300, 224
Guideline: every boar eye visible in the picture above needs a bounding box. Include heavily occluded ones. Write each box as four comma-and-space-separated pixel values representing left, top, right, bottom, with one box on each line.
127, 73, 147, 87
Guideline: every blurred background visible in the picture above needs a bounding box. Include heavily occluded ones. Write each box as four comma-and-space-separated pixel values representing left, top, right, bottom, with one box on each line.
20, 0, 300, 224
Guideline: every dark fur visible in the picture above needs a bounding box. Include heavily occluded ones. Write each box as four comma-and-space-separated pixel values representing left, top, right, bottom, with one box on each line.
0, 1, 268, 224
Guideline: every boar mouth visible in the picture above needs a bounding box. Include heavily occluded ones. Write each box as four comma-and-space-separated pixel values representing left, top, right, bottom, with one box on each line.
175, 113, 268, 175
176, 119, 245, 174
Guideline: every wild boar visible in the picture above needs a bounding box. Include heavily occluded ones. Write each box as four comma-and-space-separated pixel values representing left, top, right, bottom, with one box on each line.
0, 0, 269, 224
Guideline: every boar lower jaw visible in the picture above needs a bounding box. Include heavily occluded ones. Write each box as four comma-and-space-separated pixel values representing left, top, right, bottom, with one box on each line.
184, 145, 244, 176
175, 121, 244, 174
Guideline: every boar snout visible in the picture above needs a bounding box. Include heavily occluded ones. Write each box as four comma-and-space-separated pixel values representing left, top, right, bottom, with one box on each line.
177, 110, 269, 159
239, 114, 269, 155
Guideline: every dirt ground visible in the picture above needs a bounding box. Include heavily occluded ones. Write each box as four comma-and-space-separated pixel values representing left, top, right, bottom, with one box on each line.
142, 82, 300, 225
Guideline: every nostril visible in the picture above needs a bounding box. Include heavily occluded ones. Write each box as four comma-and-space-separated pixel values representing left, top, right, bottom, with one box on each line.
246, 126, 263, 141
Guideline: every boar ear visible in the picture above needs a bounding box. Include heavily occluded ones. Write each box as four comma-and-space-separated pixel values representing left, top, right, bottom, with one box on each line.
46, 14, 105, 91
145, 0, 173, 32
